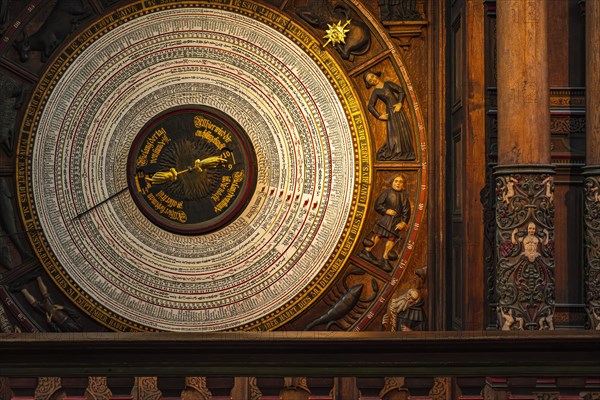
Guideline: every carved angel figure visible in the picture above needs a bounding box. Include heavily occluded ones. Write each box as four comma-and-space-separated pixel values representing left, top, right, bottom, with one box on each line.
502, 177, 518, 204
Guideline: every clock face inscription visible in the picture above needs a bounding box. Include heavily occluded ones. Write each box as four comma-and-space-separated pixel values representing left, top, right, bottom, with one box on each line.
128, 107, 256, 234
16, 2, 372, 332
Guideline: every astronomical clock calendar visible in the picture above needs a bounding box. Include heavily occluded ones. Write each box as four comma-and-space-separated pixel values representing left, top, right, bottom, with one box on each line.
0, 0, 428, 332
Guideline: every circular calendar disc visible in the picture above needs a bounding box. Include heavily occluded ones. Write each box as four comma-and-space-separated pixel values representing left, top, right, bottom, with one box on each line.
17, 1, 371, 331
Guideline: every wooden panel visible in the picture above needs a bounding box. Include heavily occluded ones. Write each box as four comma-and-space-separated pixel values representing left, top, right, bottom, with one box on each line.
451, 238, 464, 329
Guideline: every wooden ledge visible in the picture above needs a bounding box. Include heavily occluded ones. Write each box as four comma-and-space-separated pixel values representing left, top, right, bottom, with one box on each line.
1, 331, 600, 376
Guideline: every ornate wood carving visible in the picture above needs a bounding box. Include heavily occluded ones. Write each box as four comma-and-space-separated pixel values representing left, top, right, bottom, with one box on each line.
131, 377, 161, 400
281, 377, 311, 398
428, 377, 451, 400
380, 377, 408, 399
84, 377, 112, 400
583, 169, 600, 330
495, 167, 555, 330
35, 377, 64, 400
482, 165, 498, 326
181, 377, 211, 400
248, 377, 261, 400
13, 0, 91, 63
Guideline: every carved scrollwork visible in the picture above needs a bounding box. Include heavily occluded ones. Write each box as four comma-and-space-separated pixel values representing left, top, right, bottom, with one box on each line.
35, 377, 63, 400
550, 116, 586, 135
248, 377, 262, 400
131, 377, 161, 400
85, 377, 112, 400
379, 377, 408, 399
495, 169, 555, 330
181, 377, 212, 400
428, 377, 451, 400
584, 172, 600, 330
482, 166, 498, 313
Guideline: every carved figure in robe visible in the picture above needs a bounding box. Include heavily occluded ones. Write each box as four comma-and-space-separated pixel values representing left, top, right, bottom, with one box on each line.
364, 71, 415, 161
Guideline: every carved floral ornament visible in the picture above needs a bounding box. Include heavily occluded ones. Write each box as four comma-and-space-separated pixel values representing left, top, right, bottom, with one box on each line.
495, 170, 555, 330
584, 173, 600, 330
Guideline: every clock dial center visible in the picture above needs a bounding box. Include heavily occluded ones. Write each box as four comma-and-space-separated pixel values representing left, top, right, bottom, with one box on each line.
127, 106, 257, 235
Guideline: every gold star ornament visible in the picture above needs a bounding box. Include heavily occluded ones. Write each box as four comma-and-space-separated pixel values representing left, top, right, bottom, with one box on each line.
323, 20, 351, 48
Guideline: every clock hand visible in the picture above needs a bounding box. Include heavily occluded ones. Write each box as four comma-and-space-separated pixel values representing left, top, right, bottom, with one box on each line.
72, 186, 129, 220
144, 156, 226, 185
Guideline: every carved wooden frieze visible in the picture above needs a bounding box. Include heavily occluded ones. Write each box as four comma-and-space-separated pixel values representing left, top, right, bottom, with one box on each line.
495, 168, 555, 330
584, 170, 600, 330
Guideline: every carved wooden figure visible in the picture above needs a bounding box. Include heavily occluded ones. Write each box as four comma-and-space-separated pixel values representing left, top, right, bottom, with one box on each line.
364, 71, 416, 161
296, 0, 371, 61
14, 0, 90, 62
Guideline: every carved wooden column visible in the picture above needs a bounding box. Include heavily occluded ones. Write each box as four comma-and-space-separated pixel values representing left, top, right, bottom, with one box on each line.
495, 0, 555, 330
584, 0, 600, 330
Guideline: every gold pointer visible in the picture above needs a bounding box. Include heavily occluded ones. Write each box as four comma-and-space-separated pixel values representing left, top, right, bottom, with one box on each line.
144, 156, 226, 185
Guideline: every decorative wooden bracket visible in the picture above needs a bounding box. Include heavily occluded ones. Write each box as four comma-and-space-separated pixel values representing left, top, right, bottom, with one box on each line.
383, 21, 428, 50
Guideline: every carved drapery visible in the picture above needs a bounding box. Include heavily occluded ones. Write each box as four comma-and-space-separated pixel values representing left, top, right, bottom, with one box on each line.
583, 169, 600, 330
495, 167, 555, 330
